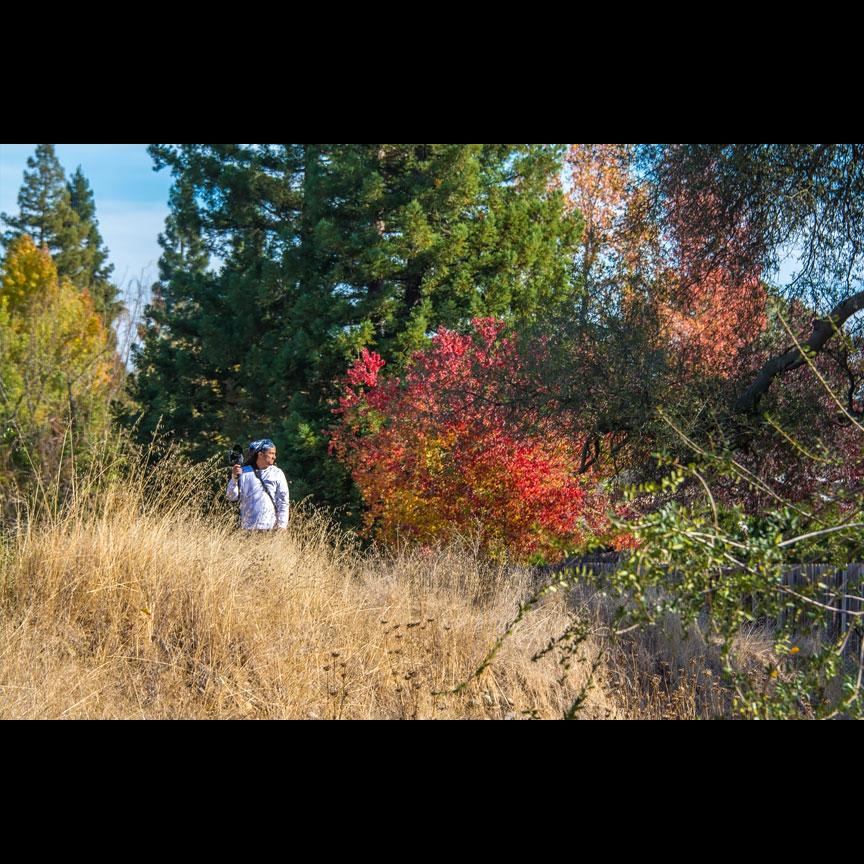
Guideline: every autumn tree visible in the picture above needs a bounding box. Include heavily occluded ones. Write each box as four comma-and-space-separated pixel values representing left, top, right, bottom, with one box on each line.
586, 145, 864, 529
469, 146, 856, 510
556, 145, 864, 548
634, 145, 864, 417
329, 318, 627, 562
0, 235, 116, 492
494, 145, 763, 489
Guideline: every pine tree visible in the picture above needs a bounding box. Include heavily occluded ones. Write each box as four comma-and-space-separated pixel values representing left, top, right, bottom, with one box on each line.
122, 174, 215, 451
314, 144, 580, 363
1, 144, 71, 253
1, 145, 119, 324
126, 144, 582, 509
66, 167, 119, 322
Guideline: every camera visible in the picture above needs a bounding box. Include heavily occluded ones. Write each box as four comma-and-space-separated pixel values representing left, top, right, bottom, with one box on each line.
228, 445, 244, 466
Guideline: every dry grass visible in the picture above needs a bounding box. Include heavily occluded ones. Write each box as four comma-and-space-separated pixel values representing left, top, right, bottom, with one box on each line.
0, 454, 787, 720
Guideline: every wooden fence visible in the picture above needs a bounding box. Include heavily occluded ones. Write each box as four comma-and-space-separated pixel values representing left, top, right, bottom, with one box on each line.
541, 555, 864, 656
777, 563, 864, 654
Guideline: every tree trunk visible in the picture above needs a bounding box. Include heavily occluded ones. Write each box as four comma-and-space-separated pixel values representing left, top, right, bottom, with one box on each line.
733, 290, 864, 415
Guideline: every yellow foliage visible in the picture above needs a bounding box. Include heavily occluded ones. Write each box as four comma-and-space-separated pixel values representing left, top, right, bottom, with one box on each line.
0, 234, 115, 482
1, 235, 59, 320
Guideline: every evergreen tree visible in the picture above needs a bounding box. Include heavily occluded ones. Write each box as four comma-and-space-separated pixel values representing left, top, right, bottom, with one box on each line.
66, 167, 119, 322
127, 144, 582, 510
2, 144, 71, 252
122, 174, 215, 451
1, 144, 119, 324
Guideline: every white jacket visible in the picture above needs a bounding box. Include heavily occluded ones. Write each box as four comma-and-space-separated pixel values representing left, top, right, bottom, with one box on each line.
226, 465, 290, 530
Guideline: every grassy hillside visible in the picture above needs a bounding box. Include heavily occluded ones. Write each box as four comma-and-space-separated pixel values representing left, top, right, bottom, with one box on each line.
0, 450, 827, 720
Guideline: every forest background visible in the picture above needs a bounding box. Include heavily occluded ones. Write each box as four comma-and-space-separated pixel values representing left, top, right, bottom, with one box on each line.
2, 144, 864, 720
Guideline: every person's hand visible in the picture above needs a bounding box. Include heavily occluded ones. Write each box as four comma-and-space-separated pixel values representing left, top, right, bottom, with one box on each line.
232, 464, 243, 479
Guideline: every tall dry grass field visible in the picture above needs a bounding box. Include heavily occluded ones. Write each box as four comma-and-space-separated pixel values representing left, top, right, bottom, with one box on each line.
0, 448, 761, 719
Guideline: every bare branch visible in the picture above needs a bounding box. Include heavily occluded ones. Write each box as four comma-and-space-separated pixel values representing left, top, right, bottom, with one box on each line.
733, 290, 864, 415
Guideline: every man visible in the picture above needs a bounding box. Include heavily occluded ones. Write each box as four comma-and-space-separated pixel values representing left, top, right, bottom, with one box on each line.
226, 439, 290, 531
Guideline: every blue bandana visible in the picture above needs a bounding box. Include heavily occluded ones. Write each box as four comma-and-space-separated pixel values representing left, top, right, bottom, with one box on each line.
247, 438, 275, 455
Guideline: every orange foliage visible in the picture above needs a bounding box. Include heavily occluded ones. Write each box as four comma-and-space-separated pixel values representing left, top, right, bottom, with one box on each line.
661, 157, 768, 378
566, 144, 768, 381
657, 266, 767, 379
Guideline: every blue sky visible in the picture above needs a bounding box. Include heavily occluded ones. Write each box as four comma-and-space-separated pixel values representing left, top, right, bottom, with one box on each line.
0, 144, 173, 289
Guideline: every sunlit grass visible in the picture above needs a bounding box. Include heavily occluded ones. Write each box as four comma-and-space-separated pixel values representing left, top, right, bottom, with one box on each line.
0, 443, 783, 720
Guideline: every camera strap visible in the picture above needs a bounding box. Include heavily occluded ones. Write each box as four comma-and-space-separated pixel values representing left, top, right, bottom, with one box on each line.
254, 468, 279, 515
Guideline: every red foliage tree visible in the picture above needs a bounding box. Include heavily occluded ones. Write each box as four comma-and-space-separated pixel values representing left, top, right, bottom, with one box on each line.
329, 318, 629, 562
